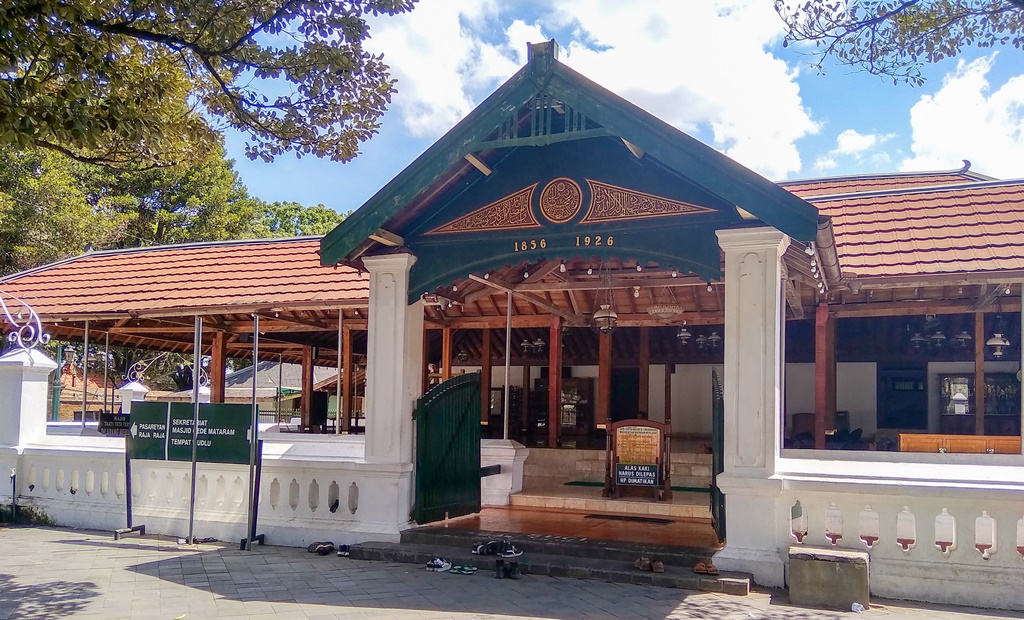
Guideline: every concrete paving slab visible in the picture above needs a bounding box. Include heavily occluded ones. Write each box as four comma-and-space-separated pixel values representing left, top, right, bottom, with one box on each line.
0, 525, 1021, 619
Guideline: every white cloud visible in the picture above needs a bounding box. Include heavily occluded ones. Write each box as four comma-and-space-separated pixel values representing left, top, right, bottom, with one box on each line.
813, 128, 895, 171
834, 129, 893, 156
901, 54, 1024, 178
366, 0, 819, 179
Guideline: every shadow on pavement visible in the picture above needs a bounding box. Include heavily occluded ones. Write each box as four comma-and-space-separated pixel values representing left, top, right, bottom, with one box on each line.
0, 573, 99, 619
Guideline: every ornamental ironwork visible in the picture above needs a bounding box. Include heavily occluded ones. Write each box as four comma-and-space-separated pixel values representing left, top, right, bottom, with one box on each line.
0, 290, 49, 350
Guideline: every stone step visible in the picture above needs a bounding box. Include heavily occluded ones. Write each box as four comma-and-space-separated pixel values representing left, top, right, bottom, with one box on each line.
510, 492, 713, 520
400, 525, 717, 566
349, 540, 749, 596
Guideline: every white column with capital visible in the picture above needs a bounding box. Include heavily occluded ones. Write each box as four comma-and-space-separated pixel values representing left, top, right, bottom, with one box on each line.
363, 253, 423, 464
712, 227, 790, 587
0, 348, 58, 451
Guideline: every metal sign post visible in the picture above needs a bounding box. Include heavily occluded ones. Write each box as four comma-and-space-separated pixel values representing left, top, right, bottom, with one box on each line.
244, 314, 259, 551
186, 316, 202, 545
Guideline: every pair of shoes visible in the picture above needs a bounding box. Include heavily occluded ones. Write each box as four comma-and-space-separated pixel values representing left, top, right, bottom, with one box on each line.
449, 565, 477, 575
693, 561, 719, 575
498, 540, 523, 558
634, 556, 652, 571
651, 559, 665, 573
426, 557, 452, 572
471, 540, 500, 555
494, 559, 523, 579
336, 544, 350, 557
307, 541, 335, 555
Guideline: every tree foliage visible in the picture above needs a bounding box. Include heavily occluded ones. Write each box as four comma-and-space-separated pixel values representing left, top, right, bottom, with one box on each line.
0, 145, 347, 276
0, 146, 120, 273
0, 0, 415, 168
254, 200, 348, 237
776, 1, 1024, 84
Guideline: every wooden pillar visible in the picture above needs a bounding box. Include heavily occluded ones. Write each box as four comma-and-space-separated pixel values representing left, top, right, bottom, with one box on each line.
301, 345, 314, 430
547, 315, 562, 447
342, 328, 353, 433
814, 304, 836, 449
522, 362, 531, 434
481, 328, 492, 424
442, 327, 452, 381
597, 331, 612, 430
664, 363, 673, 431
639, 327, 650, 416
422, 327, 430, 394
975, 311, 986, 435
210, 331, 227, 404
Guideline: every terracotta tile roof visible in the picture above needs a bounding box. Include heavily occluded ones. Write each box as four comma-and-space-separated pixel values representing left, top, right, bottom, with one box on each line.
806, 180, 1024, 279
781, 170, 990, 198
0, 237, 369, 319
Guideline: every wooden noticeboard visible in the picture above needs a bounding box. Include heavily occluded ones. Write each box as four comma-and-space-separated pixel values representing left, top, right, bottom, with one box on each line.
604, 419, 671, 501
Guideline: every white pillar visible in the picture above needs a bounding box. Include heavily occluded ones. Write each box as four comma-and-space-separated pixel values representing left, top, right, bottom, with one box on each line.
363, 253, 423, 464
118, 381, 150, 415
713, 227, 790, 586
0, 348, 58, 449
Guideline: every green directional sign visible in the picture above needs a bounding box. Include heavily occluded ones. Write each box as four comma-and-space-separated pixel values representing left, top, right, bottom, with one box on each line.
127, 402, 252, 465
128, 401, 171, 460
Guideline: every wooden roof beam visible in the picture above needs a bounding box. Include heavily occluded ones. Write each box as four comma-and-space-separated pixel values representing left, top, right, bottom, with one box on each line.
468, 273, 585, 326
974, 282, 1012, 310
780, 261, 805, 320
369, 228, 404, 247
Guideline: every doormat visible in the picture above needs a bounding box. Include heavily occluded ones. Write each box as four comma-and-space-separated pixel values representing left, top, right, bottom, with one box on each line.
564, 480, 711, 494
583, 514, 674, 525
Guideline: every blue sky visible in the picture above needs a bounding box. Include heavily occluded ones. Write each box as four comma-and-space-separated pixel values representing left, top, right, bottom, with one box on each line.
222, 0, 1024, 213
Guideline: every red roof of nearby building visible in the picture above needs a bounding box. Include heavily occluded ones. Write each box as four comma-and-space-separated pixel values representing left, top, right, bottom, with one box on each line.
805, 180, 1024, 279
781, 168, 991, 198
0, 237, 369, 319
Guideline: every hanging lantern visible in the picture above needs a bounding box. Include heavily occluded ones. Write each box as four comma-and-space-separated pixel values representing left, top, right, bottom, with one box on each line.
676, 326, 691, 345
708, 331, 722, 349
594, 304, 618, 334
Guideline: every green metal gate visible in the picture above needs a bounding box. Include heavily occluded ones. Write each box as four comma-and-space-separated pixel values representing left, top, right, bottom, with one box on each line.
710, 369, 726, 543
413, 372, 482, 524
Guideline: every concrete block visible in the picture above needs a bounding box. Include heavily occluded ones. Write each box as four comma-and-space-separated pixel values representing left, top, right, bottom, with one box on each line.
788, 545, 869, 611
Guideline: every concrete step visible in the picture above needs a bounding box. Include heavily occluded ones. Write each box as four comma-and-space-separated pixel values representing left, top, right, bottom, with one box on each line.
510, 491, 713, 520
400, 525, 717, 566
349, 540, 749, 596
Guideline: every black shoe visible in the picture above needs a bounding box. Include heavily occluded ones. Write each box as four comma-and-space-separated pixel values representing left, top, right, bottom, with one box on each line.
307, 540, 331, 553
336, 544, 350, 557
498, 540, 523, 558
472, 540, 500, 555
314, 542, 336, 556
494, 558, 505, 578
508, 561, 522, 580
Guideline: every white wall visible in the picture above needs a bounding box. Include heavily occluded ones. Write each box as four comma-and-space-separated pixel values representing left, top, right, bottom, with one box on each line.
785, 362, 878, 436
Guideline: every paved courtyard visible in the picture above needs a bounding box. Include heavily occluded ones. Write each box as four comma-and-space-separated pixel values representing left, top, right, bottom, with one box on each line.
0, 525, 1018, 620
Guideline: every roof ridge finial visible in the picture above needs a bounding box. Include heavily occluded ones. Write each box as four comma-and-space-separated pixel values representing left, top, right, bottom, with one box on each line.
527, 39, 559, 79
959, 159, 971, 174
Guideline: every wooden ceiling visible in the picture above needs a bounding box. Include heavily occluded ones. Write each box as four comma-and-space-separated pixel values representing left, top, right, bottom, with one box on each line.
32, 252, 1020, 369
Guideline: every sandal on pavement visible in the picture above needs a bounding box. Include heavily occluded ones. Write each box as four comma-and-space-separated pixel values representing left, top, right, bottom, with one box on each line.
634, 557, 652, 571
651, 559, 665, 573
705, 563, 720, 576
449, 565, 477, 575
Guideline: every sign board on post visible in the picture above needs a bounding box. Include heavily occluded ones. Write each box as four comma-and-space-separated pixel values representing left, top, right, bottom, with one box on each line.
604, 419, 671, 500
98, 412, 131, 437
127, 401, 252, 465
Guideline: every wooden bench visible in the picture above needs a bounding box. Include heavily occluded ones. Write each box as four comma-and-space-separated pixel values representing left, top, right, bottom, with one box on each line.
899, 433, 1020, 454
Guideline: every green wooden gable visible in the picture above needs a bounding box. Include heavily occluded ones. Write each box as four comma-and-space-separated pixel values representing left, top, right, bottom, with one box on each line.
320, 40, 818, 301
